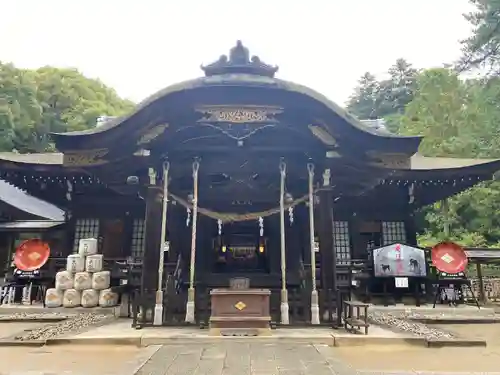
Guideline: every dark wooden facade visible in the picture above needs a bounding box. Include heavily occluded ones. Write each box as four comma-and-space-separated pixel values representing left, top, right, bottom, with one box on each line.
0, 42, 499, 325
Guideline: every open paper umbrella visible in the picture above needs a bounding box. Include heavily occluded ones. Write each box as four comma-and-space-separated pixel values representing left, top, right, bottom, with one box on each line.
14, 239, 50, 272
431, 241, 468, 274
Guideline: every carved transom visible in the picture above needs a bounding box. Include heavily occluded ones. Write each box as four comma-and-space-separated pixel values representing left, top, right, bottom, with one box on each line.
196, 105, 282, 124
367, 152, 410, 169
64, 148, 108, 166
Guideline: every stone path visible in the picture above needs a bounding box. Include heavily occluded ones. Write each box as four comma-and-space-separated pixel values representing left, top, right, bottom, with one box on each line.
136, 343, 357, 375
0, 343, 498, 374
361, 373, 500, 375
135, 343, 500, 375
0, 345, 159, 375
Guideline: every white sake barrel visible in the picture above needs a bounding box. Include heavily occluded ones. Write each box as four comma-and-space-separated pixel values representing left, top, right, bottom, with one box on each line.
62, 289, 81, 307
55, 271, 74, 290
85, 254, 103, 273
45, 288, 63, 308
81, 289, 99, 308
99, 289, 118, 307
74, 272, 92, 291
92, 271, 111, 290
66, 254, 85, 273
78, 238, 98, 257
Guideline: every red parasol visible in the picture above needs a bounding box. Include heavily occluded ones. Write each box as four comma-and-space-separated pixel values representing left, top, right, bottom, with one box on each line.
14, 239, 50, 272
431, 241, 468, 274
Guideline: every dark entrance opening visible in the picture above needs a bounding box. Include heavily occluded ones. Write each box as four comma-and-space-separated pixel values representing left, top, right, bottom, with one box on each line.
212, 222, 269, 274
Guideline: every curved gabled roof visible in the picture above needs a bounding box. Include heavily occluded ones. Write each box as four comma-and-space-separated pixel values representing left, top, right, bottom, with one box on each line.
52, 41, 422, 157
54, 74, 420, 141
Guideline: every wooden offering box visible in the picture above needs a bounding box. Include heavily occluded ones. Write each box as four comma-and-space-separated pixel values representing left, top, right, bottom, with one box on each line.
209, 279, 271, 336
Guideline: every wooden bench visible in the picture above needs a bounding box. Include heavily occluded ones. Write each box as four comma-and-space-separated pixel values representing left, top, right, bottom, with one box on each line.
343, 300, 369, 335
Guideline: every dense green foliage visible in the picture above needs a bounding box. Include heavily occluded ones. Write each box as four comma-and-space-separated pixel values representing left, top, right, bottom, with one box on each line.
459, 0, 500, 74
347, 61, 500, 247
0, 62, 133, 153
347, 0, 500, 248
346, 0, 500, 248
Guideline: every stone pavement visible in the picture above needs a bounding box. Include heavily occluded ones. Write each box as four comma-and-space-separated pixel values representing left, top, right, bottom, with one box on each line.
0, 343, 498, 374
360, 373, 500, 375
135, 343, 357, 375
135, 343, 500, 375
0, 345, 159, 375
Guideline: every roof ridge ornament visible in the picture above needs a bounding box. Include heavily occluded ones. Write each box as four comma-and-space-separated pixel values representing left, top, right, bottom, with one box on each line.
201, 40, 279, 78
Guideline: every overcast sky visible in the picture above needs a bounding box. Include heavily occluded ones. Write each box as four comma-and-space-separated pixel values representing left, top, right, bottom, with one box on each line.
1, 0, 474, 106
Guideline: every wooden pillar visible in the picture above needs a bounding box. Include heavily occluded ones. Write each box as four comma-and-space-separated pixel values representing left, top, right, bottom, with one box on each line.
122, 214, 133, 258
287, 213, 300, 280
166, 205, 179, 263
141, 185, 163, 295
405, 213, 418, 246
268, 216, 281, 275
476, 262, 487, 304
318, 189, 335, 291
349, 217, 364, 259
301, 207, 312, 265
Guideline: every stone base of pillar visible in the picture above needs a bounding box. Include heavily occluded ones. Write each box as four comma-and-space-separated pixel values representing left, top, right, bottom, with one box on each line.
310, 290, 320, 325
280, 289, 289, 325
153, 304, 163, 326
119, 293, 129, 318
153, 291, 163, 326
185, 287, 196, 323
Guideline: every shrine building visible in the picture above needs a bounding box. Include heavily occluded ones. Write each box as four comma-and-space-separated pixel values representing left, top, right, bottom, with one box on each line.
0, 41, 499, 326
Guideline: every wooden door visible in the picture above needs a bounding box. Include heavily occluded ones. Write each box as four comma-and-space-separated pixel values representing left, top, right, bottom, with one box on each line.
100, 219, 124, 258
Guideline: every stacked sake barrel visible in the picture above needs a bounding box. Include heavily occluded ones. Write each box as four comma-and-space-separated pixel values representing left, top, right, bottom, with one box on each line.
45, 238, 118, 308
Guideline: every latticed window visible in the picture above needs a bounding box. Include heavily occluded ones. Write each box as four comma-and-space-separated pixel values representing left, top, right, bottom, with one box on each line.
382, 221, 407, 245
334, 221, 351, 265
130, 218, 146, 259
72, 218, 100, 253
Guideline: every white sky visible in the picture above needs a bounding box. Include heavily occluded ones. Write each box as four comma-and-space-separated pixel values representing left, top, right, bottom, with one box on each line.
1, 0, 474, 106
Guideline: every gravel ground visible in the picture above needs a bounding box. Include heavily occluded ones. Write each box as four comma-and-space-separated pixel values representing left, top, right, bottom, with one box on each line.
12, 313, 111, 341
368, 311, 454, 339
0, 312, 74, 321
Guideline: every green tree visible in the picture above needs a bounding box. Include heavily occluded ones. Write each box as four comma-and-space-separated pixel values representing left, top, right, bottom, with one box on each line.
0, 63, 42, 152
378, 59, 418, 117
459, 0, 500, 74
346, 72, 380, 119
393, 67, 500, 247
346, 59, 417, 125
0, 62, 133, 153
396, 68, 474, 157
